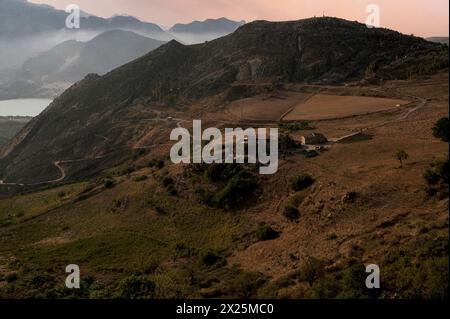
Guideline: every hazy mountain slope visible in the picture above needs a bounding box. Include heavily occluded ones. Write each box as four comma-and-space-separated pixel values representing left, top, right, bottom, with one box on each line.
170, 17, 245, 34
20, 30, 165, 83
427, 37, 449, 45
0, 0, 170, 39
0, 30, 165, 99
0, 0, 172, 70
169, 17, 245, 44
0, 18, 447, 183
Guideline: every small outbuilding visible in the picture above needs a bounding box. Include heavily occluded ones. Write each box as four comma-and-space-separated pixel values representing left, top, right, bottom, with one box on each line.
300, 132, 328, 145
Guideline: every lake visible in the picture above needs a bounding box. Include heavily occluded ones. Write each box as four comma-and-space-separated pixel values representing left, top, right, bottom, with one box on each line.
0, 98, 53, 117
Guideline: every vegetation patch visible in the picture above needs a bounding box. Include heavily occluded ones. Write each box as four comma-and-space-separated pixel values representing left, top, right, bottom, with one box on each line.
255, 223, 280, 242
292, 174, 315, 191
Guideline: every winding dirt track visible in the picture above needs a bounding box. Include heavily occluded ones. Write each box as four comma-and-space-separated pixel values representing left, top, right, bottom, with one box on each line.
0, 90, 427, 187
0, 157, 106, 187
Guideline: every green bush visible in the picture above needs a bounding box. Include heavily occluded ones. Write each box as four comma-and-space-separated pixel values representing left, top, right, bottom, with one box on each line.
6, 273, 18, 283
148, 159, 165, 169
383, 239, 449, 299
292, 174, 314, 191
133, 175, 148, 182
312, 275, 340, 298
424, 169, 440, 188
210, 173, 258, 208
299, 258, 325, 286
104, 179, 115, 189
166, 184, 178, 196
255, 224, 280, 241
200, 250, 225, 267
205, 164, 245, 183
117, 275, 156, 299
432, 117, 449, 142
435, 158, 449, 184
283, 205, 300, 221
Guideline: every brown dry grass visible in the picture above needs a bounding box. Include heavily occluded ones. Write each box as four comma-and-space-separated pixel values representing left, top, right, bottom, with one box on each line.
284, 94, 410, 121
227, 92, 311, 121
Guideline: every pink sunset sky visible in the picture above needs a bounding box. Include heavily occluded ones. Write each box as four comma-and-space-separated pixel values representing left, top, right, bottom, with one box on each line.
30, 0, 449, 37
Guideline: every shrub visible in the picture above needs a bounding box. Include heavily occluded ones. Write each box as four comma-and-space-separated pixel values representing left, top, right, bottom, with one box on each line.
6, 273, 18, 283
133, 148, 147, 160
161, 176, 178, 196
117, 275, 156, 299
205, 164, 244, 183
299, 257, 326, 287
312, 275, 340, 298
433, 117, 450, 142
424, 158, 449, 196
166, 184, 178, 196
283, 205, 300, 221
210, 173, 258, 208
148, 159, 165, 169
435, 158, 449, 184
424, 169, 440, 188
133, 175, 148, 182
279, 134, 299, 153
104, 179, 115, 189
162, 176, 175, 187
200, 250, 225, 267
121, 165, 136, 175
164, 95, 177, 107
432, 117, 450, 142
227, 271, 266, 299
338, 264, 372, 299
255, 224, 280, 241
292, 174, 314, 191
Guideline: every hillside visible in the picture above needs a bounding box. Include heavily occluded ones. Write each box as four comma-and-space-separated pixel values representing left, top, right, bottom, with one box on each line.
0, 17, 448, 300
0, 18, 447, 184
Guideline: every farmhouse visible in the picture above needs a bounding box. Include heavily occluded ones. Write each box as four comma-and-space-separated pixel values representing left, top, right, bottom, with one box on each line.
300, 132, 328, 145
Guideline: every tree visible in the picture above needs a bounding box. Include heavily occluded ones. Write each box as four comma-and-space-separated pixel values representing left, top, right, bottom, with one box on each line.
432, 117, 449, 142
395, 149, 409, 168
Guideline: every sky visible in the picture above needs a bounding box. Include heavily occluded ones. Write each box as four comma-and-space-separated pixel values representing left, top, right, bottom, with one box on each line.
30, 0, 449, 37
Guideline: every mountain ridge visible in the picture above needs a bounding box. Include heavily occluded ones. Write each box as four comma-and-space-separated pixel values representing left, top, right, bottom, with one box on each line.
170, 17, 245, 34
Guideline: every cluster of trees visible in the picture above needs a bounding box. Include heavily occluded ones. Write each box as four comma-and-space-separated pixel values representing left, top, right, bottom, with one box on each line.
424, 117, 449, 196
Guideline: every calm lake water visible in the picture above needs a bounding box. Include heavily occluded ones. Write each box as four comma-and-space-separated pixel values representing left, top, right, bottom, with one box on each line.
0, 98, 53, 116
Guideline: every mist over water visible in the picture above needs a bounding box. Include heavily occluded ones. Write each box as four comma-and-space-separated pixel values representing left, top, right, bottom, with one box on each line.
0, 98, 53, 116
0, 30, 103, 71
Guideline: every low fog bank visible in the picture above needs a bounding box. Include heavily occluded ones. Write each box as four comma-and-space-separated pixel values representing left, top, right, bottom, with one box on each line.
0, 29, 102, 71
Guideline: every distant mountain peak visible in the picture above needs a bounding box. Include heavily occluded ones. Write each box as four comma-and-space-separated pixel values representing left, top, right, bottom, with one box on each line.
170, 17, 246, 34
